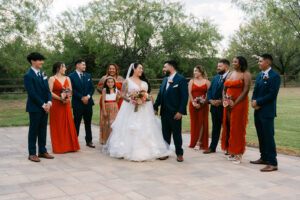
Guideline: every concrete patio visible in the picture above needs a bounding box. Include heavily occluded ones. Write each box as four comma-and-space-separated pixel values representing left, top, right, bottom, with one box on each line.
0, 125, 300, 200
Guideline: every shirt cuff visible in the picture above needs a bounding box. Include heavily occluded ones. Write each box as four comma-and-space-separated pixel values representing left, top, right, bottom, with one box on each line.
48, 101, 52, 106
87, 95, 91, 99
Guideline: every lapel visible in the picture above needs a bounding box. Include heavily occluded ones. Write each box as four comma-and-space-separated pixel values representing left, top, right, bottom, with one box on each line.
216, 74, 223, 90
161, 77, 168, 95
257, 72, 264, 87
166, 73, 179, 95
73, 71, 83, 90
30, 68, 43, 87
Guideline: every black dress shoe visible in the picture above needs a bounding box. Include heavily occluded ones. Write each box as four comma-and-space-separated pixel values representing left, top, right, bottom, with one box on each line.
86, 142, 95, 148
158, 156, 169, 160
250, 159, 269, 165
203, 149, 216, 154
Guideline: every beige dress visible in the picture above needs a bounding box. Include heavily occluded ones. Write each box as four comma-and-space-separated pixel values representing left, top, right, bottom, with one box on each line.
100, 89, 119, 144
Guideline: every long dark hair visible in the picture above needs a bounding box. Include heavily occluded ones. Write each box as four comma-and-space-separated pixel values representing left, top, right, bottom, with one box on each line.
129, 62, 151, 93
52, 62, 64, 75
235, 56, 248, 72
104, 76, 116, 94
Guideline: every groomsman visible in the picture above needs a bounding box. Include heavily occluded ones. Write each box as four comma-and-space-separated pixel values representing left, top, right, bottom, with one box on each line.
203, 59, 230, 154
154, 59, 188, 162
24, 52, 54, 162
251, 54, 280, 172
69, 59, 95, 148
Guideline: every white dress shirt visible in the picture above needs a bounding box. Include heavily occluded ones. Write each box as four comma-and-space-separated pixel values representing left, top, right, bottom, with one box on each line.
262, 67, 272, 76
166, 72, 177, 90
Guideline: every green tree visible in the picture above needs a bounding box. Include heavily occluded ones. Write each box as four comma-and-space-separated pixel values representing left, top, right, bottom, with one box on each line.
225, 16, 300, 76
47, 0, 222, 78
0, 0, 53, 78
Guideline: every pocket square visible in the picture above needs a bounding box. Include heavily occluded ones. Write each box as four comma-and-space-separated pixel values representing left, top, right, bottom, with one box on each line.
43, 76, 48, 80
173, 84, 179, 88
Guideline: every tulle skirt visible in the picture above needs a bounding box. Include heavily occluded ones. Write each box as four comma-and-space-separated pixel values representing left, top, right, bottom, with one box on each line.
102, 101, 172, 161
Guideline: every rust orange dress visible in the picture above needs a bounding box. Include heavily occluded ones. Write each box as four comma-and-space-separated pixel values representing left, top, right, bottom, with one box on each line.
189, 82, 209, 149
221, 79, 248, 155
49, 78, 80, 153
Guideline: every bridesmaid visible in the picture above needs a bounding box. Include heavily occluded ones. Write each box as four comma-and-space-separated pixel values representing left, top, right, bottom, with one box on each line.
97, 63, 124, 109
48, 62, 80, 153
100, 76, 120, 145
221, 56, 251, 164
188, 65, 211, 150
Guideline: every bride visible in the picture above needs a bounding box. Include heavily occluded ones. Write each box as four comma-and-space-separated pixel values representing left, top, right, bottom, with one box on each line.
103, 62, 172, 161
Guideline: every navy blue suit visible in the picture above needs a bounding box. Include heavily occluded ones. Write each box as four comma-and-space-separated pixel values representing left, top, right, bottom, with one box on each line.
207, 73, 228, 151
24, 68, 51, 155
154, 73, 188, 156
252, 69, 280, 166
69, 71, 95, 143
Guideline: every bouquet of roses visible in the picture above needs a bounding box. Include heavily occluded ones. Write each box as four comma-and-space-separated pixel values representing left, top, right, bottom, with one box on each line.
130, 88, 151, 112
60, 87, 72, 100
223, 94, 234, 107
193, 95, 206, 105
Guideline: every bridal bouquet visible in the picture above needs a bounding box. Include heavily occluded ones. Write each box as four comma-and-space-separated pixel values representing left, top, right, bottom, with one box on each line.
130, 88, 151, 112
223, 94, 234, 107
61, 87, 72, 100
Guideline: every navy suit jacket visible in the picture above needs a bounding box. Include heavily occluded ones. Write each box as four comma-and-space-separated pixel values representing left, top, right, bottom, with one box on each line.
24, 68, 51, 112
154, 73, 188, 116
68, 71, 95, 109
207, 74, 226, 113
252, 69, 280, 118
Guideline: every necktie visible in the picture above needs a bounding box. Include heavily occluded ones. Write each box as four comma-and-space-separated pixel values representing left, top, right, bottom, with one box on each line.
37, 72, 41, 77
80, 73, 84, 85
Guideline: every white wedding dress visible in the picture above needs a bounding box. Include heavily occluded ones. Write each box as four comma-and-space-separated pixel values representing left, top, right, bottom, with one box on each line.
103, 78, 172, 161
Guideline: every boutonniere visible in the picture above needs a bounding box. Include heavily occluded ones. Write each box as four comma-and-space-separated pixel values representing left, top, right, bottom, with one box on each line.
42, 72, 47, 80
168, 80, 173, 84
83, 74, 87, 78
263, 74, 269, 80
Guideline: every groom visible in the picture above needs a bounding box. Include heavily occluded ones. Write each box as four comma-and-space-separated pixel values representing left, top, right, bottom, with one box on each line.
251, 54, 280, 172
154, 59, 188, 162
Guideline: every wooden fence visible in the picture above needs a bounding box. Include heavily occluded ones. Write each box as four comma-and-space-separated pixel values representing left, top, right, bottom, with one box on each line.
0, 75, 299, 94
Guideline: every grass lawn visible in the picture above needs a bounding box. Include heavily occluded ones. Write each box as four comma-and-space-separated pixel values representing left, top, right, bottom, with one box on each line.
1, 88, 299, 156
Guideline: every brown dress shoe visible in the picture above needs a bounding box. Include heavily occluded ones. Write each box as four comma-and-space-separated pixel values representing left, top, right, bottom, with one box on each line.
28, 155, 40, 162
38, 153, 54, 159
260, 165, 278, 172
177, 155, 184, 162
86, 142, 95, 148
250, 159, 269, 165
203, 149, 216, 154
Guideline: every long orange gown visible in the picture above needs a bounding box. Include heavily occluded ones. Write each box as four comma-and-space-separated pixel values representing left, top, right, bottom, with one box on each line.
221, 79, 248, 155
189, 82, 209, 149
49, 78, 80, 153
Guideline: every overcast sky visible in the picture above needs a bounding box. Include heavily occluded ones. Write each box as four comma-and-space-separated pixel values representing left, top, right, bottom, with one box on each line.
49, 0, 246, 54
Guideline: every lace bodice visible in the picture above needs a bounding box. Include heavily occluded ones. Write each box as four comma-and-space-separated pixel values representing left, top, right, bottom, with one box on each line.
127, 78, 148, 95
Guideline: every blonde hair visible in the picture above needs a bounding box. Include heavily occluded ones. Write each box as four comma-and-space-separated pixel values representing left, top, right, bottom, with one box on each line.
194, 65, 207, 79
